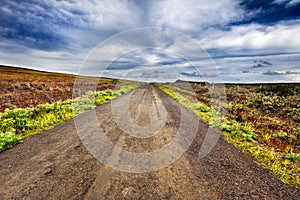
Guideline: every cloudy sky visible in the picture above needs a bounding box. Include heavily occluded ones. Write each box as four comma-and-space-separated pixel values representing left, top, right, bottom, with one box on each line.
0, 0, 300, 83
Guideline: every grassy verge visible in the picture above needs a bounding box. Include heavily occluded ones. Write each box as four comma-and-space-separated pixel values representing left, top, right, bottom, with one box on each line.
0, 83, 140, 152
155, 83, 300, 188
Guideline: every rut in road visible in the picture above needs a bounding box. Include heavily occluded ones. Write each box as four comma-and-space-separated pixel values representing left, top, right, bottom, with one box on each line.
0, 84, 299, 200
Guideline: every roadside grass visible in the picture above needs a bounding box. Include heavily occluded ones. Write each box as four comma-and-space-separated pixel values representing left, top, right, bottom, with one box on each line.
155, 83, 300, 188
0, 83, 140, 152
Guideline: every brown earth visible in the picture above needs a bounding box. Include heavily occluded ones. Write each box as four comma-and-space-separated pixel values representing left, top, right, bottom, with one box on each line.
0, 65, 115, 112
0, 85, 299, 199
188, 82, 300, 152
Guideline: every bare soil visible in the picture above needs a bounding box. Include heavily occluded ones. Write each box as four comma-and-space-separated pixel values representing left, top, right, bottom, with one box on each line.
0, 65, 114, 112
0, 85, 299, 199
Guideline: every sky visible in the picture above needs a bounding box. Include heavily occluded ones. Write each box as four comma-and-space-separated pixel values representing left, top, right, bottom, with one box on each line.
0, 0, 300, 83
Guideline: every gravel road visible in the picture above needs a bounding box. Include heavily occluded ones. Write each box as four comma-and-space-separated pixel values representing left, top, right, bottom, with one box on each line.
0, 84, 299, 199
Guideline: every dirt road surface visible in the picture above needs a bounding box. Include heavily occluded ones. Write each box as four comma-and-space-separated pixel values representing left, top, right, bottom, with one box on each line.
0, 85, 299, 199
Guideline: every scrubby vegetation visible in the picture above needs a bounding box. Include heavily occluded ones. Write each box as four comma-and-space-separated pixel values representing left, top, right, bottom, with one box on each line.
155, 83, 300, 188
0, 65, 115, 112
0, 83, 140, 152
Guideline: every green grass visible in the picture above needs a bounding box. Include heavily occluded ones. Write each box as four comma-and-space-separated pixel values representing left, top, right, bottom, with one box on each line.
155, 83, 300, 188
0, 83, 140, 152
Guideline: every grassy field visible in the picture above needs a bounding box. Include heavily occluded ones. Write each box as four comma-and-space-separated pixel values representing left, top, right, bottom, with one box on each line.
155, 82, 300, 188
0, 65, 140, 152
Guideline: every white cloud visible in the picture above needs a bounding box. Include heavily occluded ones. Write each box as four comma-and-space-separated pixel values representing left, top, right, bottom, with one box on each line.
273, 0, 300, 6
148, 0, 245, 33
0, 0, 299, 83
288, 0, 300, 6
199, 20, 300, 54
47, 0, 143, 30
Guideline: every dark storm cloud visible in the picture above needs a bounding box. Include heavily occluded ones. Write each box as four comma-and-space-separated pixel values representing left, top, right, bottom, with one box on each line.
0, 1, 70, 51
105, 49, 186, 71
